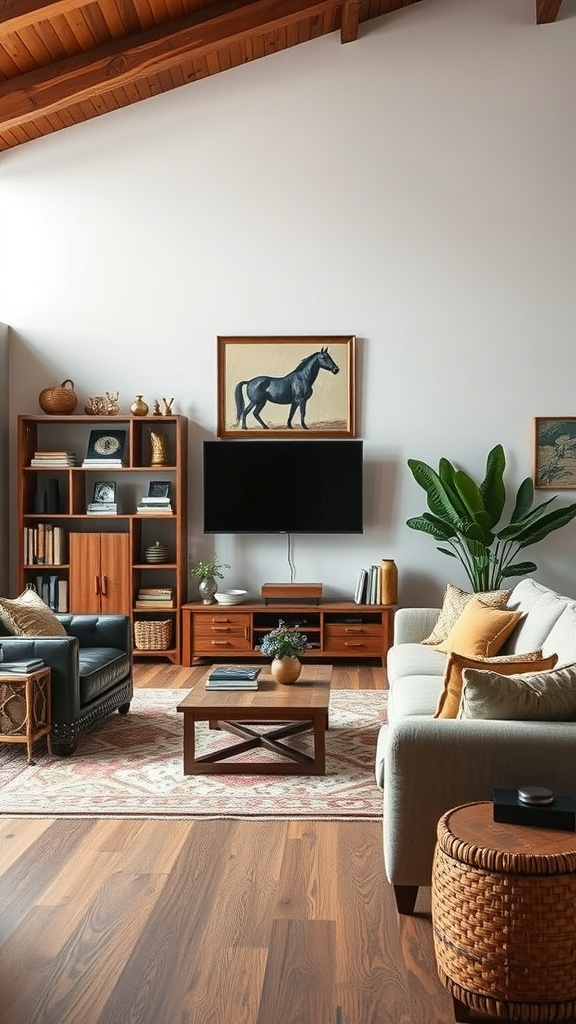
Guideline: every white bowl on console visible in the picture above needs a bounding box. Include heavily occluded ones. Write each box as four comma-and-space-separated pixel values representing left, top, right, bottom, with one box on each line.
214, 589, 248, 605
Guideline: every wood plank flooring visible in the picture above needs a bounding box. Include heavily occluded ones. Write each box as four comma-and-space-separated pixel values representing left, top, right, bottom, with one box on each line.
0, 660, 458, 1024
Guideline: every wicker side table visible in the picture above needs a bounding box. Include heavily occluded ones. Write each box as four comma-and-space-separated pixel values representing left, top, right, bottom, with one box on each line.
432, 800, 576, 1023
0, 667, 52, 765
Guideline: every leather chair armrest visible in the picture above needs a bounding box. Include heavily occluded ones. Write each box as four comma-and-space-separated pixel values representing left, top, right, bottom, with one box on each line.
0, 635, 81, 720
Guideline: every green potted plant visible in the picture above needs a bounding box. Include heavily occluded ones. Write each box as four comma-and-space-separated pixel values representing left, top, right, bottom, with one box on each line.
257, 620, 311, 684
188, 554, 231, 605
406, 444, 576, 592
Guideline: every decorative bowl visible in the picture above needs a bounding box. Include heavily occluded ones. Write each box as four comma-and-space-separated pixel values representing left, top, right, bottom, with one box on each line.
214, 589, 248, 605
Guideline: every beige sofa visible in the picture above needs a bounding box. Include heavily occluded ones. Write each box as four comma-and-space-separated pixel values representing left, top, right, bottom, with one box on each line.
376, 578, 576, 914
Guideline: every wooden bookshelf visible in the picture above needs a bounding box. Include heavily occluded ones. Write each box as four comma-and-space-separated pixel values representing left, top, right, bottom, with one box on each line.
18, 414, 188, 664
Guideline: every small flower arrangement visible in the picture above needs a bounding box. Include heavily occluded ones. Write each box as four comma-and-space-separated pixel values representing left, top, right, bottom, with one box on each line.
188, 555, 230, 581
257, 620, 310, 660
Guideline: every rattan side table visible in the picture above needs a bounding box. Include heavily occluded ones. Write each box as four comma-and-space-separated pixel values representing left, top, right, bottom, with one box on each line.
432, 800, 576, 1023
0, 667, 52, 764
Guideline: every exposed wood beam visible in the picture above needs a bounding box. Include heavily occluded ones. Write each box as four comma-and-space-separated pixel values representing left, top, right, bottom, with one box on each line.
0, 0, 94, 35
0, 0, 350, 133
536, 0, 564, 22
340, 0, 360, 42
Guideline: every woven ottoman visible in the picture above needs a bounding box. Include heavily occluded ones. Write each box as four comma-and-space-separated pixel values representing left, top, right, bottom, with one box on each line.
432, 801, 576, 1022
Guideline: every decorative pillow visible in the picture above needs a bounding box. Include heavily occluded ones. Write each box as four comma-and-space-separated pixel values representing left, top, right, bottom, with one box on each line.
421, 584, 512, 646
434, 597, 522, 658
0, 590, 67, 637
434, 650, 558, 719
460, 662, 576, 721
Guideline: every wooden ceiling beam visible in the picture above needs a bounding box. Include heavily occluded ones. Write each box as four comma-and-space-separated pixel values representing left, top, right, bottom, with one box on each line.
340, 0, 360, 42
0, 0, 351, 132
536, 0, 564, 22
0, 0, 94, 35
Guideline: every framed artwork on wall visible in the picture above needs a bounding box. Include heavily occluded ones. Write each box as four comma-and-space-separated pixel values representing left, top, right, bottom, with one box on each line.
534, 417, 576, 488
217, 335, 356, 439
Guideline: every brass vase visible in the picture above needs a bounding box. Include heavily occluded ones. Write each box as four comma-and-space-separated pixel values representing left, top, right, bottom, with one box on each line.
270, 657, 302, 685
131, 395, 149, 416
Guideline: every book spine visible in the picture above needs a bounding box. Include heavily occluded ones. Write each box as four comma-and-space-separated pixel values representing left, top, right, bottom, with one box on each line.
57, 579, 68, 614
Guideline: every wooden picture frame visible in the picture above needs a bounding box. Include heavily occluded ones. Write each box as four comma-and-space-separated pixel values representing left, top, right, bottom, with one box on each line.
217, 335, 356, 439
534, 417, 576, 488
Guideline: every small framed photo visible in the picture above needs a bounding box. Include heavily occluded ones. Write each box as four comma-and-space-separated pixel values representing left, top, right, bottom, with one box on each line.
217, 335, 356, 438
147, 481, 171, 498
93, 481, 116, 504
534, 417, 576, 488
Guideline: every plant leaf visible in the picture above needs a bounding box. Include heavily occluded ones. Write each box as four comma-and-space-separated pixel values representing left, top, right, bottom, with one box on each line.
479, 445, 506, 526
407, 460, 465, 530
406, 516, 455, 541
500, 561, 538, 578
516, 504, 576, 547
510, 477, 534, 523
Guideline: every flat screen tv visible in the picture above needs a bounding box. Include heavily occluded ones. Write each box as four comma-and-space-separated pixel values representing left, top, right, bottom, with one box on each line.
203, 439, 363, 534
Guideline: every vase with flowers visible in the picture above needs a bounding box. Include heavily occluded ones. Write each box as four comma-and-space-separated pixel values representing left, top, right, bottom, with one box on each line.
189, 554, 231, 604
257, 620, 311, 684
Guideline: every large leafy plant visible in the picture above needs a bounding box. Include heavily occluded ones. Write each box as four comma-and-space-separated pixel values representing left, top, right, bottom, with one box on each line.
406, 444, 576, 592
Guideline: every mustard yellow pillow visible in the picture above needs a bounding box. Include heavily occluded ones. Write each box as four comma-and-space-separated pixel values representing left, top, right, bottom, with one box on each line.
0, 590, 67, 637
434, 597, 522, 658
434, 650, 558, 719
421, 584, 512, 646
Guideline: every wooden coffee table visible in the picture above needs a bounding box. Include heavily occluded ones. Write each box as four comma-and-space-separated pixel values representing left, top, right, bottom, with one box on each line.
176, 664, 331, 775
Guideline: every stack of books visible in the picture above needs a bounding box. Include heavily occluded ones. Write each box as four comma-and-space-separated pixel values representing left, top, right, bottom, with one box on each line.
354, 563, 382, 604
0, 657, 44, 674
205, 666, 261, 690
136, 497, 173, 514
30, 451, 76, 466
135, 587, 175, 609
87, 501, 118, 515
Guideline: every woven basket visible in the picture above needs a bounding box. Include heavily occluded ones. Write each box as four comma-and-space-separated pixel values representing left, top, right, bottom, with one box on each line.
134, 619, 172, 651
38, 379, 78, 415
432, 804, 576, 1020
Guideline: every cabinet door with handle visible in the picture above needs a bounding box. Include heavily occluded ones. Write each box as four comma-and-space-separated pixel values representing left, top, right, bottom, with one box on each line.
69, 533, 131, 614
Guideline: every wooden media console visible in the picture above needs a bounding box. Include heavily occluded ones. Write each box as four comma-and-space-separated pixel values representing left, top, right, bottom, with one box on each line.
181, 600, 395, 667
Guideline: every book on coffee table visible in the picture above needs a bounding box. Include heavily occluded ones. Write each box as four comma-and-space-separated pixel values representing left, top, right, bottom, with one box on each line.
205, 680, 259, 690
208, 666, 261, 682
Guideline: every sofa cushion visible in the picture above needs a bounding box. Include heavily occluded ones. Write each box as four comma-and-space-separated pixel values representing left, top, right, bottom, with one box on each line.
389, 674, 443, 724
79, 648, 131, 704
460, 662, 576, 721
0, 590, 68, 638
421, 584, 512, 645
387, 642, 447, 684
503, 578, 571, 654
434, 650, 558, 719
434, 598, 521, 658
540, 604, 576, 666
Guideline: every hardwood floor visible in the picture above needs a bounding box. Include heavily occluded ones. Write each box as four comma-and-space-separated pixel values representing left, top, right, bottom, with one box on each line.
0, 660, 457, 1024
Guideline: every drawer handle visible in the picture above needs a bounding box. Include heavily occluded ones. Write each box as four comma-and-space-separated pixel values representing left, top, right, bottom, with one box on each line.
344, 627, 362, 633
344, 641, 363, 647
211, 640, 230, 646
212, 617, 231, 623
212, 627, 231, 633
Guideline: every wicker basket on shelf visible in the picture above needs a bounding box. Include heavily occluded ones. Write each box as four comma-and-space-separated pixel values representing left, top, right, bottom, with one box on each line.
134, 619, 172, 651
38, 379, 78, 414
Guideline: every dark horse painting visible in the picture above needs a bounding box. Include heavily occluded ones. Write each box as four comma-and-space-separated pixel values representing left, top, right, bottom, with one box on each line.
234, 347, 340, 429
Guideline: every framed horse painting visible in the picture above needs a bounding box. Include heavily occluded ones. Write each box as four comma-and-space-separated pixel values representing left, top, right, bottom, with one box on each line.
217, 335, 356, 439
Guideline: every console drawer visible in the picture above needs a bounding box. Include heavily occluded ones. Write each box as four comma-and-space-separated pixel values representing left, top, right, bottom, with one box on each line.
323, 623, 382, 656
193, 613, 251, 654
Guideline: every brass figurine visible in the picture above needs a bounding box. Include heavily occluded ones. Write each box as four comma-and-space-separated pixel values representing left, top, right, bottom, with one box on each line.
149, 430, 169, 466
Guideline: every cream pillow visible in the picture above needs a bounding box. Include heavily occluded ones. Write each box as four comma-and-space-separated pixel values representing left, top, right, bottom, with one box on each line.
434, 597, 521, 658
0, 590, 67, 637
422, 584, 512, 645
460, 663, 576, 721
434, 650, 558, 719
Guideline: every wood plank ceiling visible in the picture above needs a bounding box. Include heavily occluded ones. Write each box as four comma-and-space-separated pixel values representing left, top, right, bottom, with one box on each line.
0, 0, 566, 152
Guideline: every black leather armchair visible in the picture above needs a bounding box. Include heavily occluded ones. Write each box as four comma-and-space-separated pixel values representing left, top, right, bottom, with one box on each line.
0, 613, 133, 755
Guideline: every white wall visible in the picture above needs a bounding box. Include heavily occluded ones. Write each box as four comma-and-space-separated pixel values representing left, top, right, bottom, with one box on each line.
1, 0, 576, 605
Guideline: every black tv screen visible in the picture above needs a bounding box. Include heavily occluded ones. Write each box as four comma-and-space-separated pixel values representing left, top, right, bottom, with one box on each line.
203, 439, 363, 534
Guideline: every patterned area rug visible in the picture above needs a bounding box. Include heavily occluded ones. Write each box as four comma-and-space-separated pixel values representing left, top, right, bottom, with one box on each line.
0, 688, 387, 820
